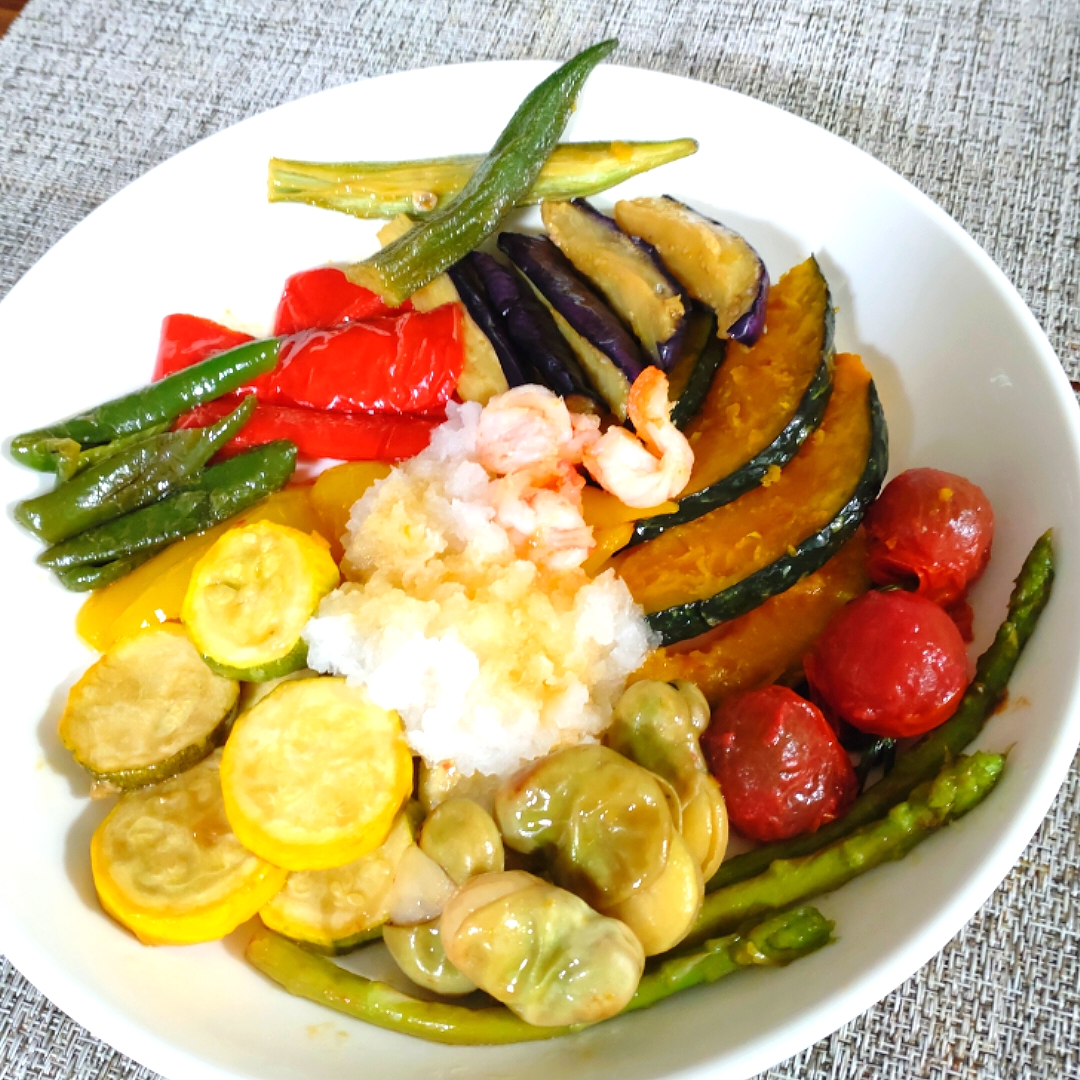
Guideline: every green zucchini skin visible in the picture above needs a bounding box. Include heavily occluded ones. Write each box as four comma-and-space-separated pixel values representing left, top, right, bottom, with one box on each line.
646, 380, 888, 646
667, 306, 723, 431
635, 298, 835, 545
203, 639, 309, 683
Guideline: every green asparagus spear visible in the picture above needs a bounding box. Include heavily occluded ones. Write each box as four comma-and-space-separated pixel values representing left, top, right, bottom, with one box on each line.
269, 139, 697, 220
245, 904, 832, 1045
687, 751, 1003, 947
347, 40, 617, 305
709, 530, 1053, 891
15, 398, 254, 544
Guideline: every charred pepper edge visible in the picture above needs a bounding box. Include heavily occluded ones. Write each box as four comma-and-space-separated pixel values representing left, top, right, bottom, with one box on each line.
707, 530, 1054, 891
244, 904, 832, 1045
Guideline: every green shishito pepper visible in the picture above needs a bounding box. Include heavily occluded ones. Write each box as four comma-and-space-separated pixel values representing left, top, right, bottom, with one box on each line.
10, 337, 280, 472
245, 905, 833, 1046
687, 751, 1004, 947
346, 39, 617, 306
52, 551, 160, 593
15, 397, 255, 544
708, 530, 1054, 892
40, 440, 297, 578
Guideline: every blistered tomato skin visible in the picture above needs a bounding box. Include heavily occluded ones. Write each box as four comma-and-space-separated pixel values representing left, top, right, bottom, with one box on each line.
864, 468, 994, 606
805, 590, 969, 739
702, 686, 857, 843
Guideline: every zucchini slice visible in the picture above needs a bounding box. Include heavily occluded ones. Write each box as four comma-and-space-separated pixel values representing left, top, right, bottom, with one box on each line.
91, 752, 287, 945
666, 305, 723, 430
259, 809, 414, 954
611, 352, 887, 644
183, 521, 339, 681
220, 678, 414, 871
613, 196, 768, 343
633, 257, 834, 543
632, 531, 870, 705
542, 199, 688, 368
59, 623, 238, 790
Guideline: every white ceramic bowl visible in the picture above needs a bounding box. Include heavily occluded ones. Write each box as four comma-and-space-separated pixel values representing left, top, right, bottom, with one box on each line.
1, 60, 1078, 1080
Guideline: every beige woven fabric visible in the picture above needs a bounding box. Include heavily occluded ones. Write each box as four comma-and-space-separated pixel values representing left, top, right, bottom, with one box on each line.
1, 0, 1077, 1077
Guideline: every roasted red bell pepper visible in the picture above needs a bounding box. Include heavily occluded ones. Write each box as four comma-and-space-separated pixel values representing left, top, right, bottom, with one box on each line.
154, 314, 255, 380
177, 400, 439, 461
273, 266, 409, 335
158, 305, 463, 415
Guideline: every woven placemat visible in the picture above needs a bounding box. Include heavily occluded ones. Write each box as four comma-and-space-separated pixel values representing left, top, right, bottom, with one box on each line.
1, 1, 1078, 1077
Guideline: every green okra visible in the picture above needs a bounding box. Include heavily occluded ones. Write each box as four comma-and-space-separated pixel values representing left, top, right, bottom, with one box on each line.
16, 397, 255, 544
244, 904, 832, 1045
708, 530, 1054, 892
346, 40, 617, 305
687, 751, 1004, 947
269, 139, 697, 220
40, 440, 297, 575
10, 338, 280, 471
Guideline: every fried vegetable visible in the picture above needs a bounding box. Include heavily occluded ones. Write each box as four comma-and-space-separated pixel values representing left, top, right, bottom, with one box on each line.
495, 745, 674, 908
708, 531, 1053, 890
417, 761, 502, 815
607, 680, 728, 880
688, 751, 1004, 945
259, 810, 414, 954
183, 521, 339, 680
15, 399, 254, 545
383, 921, 477, 995
345, 41, 617, 305
541, 199, 688, 368
245, 904, 832, 1043
614, 196, 768, 344
11, 338, 280, 472
498, 230, 646, 385
92, 752, 287, 945
220, 678, 413, 871
420, 799, 505, 886
268, 139, 698, 219
385, 845, 458, 926
75, 485, 320, 653
38, 441, 299, 575
60, 624, 238, 789
666, 305, 724, 430
606, 832, 703, 955
440, 871, 645, 1026
470, 251, 602, 405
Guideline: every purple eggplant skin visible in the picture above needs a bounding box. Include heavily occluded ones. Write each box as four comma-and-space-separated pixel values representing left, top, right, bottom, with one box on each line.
498, 231, 647, 385
469, 252, 603, 407
568, 199, 690, 370
726, 265, 770, 345
448, 258, 530, 388
663, 195, 769, 346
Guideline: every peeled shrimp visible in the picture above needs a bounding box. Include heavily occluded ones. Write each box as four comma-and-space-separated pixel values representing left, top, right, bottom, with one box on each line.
476, 385, 599, 478
583, 368, 693, 508
475, 385, 599, 572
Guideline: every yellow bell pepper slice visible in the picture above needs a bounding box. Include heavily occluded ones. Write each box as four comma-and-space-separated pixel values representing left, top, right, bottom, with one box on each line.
309, 461, 392, 562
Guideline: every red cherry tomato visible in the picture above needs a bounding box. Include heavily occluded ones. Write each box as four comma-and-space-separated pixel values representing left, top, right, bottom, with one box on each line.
864, 468, 993, 606
702, 686, 857, 842
804, 590, 968, 739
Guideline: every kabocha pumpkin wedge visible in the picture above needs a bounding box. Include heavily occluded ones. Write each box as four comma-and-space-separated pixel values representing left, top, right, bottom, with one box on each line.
634, 257, 835, 542
60, 623, 239, 790
183, 520, 339, 681
91, 752, 287, 945
611, 352, 887, 644
220, 678, 413, 872
631, 532, 871, 705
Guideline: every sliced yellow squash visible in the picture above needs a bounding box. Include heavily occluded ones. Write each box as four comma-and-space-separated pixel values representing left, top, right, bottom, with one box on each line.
259, 809, 414, 953
182, 521, 339, 680
220, 678, 413, 871
60, 624, 238, 789
91, 751, 287, 945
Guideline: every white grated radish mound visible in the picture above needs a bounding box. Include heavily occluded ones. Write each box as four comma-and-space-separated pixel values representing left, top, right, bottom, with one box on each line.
303, 401, 656, 777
